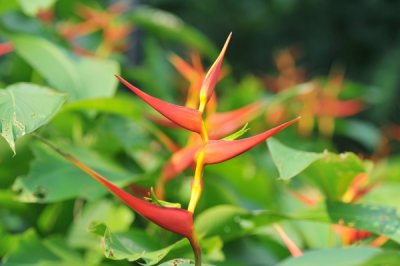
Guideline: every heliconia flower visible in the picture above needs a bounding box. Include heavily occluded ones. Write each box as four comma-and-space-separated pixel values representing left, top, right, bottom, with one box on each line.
169, 52, 228, 110
147, 100, 264, 140
0, 42, 14, 56
198, 33, 232, 112
59, 2, 132, 57
314, 99, 364, 117
203, 117, 300, 164
263, 48, 305, 93
116, 75, 203, 133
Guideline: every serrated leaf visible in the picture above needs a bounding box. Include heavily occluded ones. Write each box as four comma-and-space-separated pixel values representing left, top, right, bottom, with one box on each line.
326, 201, 400, 243
11, 35, 119, 101
0, 83, 66, 154
267, 138, 325, 180
12, 142, 136, 202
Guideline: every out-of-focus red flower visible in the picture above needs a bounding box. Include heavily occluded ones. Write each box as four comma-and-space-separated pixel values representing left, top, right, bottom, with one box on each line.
0, 42, 14, 56
59, 2, 132, 57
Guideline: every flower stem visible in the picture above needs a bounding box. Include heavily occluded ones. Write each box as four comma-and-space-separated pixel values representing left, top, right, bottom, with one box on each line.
189, 234, 202, 266
188, 150, 204, 213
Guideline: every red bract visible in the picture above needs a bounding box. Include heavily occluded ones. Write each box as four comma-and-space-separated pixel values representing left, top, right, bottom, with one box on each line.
198, 33, 232, 112
204, 117, 300, 164
116, 75, 203, 133
207, 101, 265, 139
64, 154, 195, 239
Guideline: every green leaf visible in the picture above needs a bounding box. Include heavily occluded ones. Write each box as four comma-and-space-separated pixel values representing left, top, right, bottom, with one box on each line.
0, 0, 18, 15
304, 153, 368, 200
3, 229, 85, 266
89, 222, 188, 265
12, 142, 136, 202
129, 6, 218, 59
336, 119, 380, 151
277, 247, 381, 266
195, 205, 329, 242
11, 35, 120, 100
17, 0, 57, 16
267, 138, 324, 180
67, 200, 134, 249
326, 201, 400, 243
159, 259, 214, 266
0, 82, 66, 154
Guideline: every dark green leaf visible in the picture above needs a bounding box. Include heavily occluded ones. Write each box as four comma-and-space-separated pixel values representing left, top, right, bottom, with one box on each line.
3, 230, 85, 266
326, 201, 400, 243
129, 6, 217, 59
12, 142, 136, 202
89, 222, 188, 265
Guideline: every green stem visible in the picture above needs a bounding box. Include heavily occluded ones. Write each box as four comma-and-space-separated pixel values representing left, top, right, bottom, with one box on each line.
189, 235, 202, 266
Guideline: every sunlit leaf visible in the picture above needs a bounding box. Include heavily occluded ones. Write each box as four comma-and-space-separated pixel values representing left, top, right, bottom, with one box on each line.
11, 35, 119, 100
267, 138, 324, 180
17, 0, 57, 16
0, 83, 66, 154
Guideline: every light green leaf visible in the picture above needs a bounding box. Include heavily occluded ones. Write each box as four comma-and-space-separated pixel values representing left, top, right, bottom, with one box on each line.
17, 0, 57, 16
12, 142, 136, 202
67, 200, 134, 249
277, 247, 381, 266
0, 83, 66, 154
267, 138, 325, 180
267, 138, 370, 200
89, 222, 188, 265
326, 201, 400, 243
11, 35, 120, 100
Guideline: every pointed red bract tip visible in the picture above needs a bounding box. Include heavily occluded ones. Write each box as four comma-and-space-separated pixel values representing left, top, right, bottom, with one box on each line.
203, 117, 300, 164
199, 33, 232, 107
67, 155, 194, 238
116, 75, 203, 133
